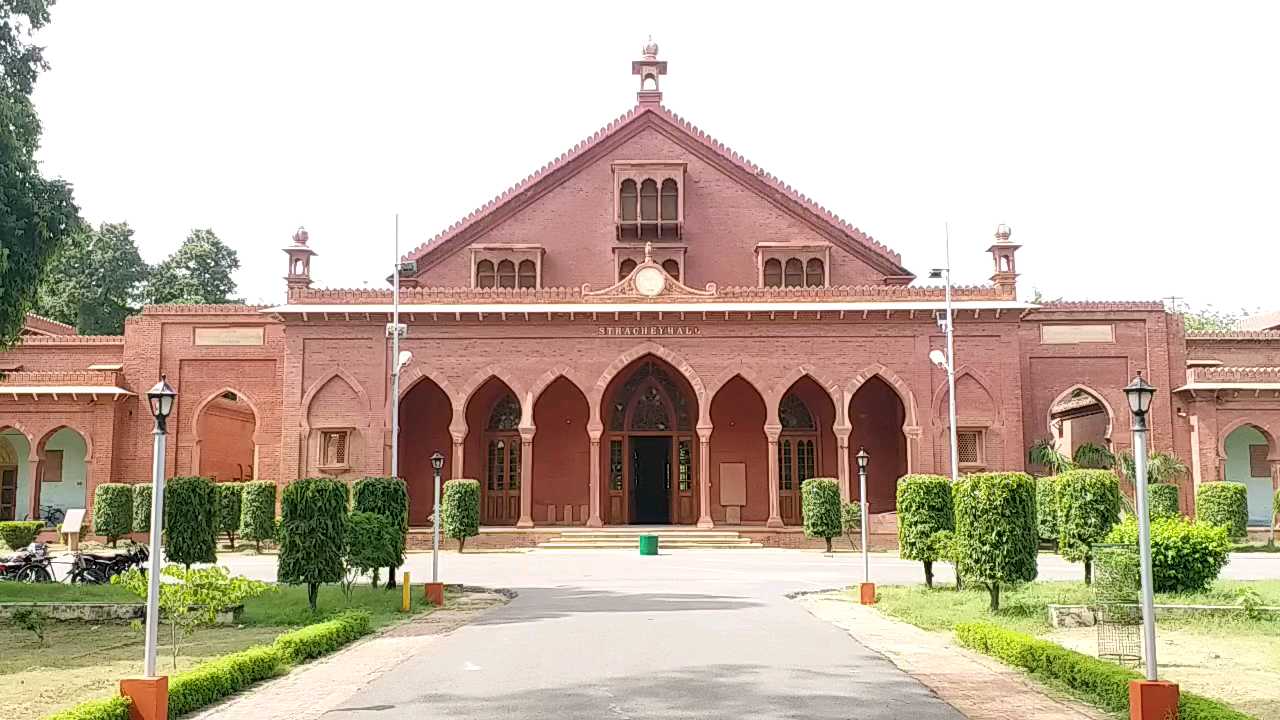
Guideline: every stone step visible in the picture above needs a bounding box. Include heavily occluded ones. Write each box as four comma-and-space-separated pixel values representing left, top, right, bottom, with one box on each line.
536, 526, 762, 550
537, 541, 765, 549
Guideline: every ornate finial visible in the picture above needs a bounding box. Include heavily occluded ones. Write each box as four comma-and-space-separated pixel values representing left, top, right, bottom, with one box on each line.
292, 226, 309, 246
643, 36, 659, 60
643, 241, 654, 263
995, 224, 1012, 243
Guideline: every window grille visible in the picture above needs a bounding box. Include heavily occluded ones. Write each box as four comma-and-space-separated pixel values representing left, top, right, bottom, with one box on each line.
320, 431, 348, 467
957, 429, 982, 465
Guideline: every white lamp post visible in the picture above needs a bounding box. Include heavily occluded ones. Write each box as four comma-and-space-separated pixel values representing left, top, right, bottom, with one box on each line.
143, 376, 175, 678
430, 451, 445, 584
928, 226, 959, 482
856, 448, 875, 605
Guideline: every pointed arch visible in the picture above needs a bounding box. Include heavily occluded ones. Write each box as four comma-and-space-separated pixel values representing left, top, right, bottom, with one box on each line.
0, 422, 35, 461
592, 342, 708, 426
774, 366, 842, 420
34, 422, 94, 461
529, 365, 589, 406
706, 363, 773, 423
1217, 419, 1278, 462
1046, 383, 1116, 446
300, 368, 372, 431
456, 368, 527, 423
931, 365, 1003, 422
397, 364, 454, 402
190, 387, 263, 480
845, 363, 919, 428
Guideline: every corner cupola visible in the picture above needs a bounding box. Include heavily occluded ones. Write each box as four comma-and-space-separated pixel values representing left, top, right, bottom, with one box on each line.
632, 37, 666, 105
284, 226, 316, 295
987, 224, 1020, 296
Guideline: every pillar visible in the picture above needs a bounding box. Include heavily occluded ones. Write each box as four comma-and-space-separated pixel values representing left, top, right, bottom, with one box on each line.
449, 433, 465, 480
28, 456, 42, 520
765, 424, 783, 528
697, 425, 714, 528
517, 426, 534, 528
835, 426, 852, 502
587, 424, 603, 528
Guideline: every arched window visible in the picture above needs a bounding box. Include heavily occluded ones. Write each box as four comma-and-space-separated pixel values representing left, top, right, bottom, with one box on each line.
639, 179, 658, 222
662, 258, 680, 280
805, 258, 825, 287
778, 392, 819, 523
496, 259, 516, 289
660, 179, 678, 222
630, 386, 671, 431
476, 259, 495, 288
764, 258, 782, 287
784, 258, 804, 287
484, 392, 522, 523
619, 179, 637, 222
619, 258, 637, 281
780, 393, 816, 430
487, 393, 521, 430
517, 260, 536, 289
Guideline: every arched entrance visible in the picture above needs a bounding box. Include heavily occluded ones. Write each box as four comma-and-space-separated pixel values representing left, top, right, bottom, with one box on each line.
464, 378, 522, 525
1222, 423, 1275, 527
849, 376, 907, 513
398, 376, 453, 526
601, 357, 697, 525
778, 376, 837, 525
532, 377, 590, 525
195, 391, 258, 481
34, 427, 89, 526
0, 429, 27, 521
709, 376, 767, 524
1048, 386, 1115, 467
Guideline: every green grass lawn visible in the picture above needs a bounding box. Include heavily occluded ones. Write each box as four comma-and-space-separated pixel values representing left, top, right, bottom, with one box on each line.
1, 582, 439, 718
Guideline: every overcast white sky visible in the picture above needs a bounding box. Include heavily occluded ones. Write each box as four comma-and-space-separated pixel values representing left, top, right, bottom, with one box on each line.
29, 1, 1280, 312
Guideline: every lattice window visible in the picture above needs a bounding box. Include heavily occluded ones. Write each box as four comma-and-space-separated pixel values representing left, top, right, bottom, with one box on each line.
619, 258, 637, 281
957, 429, 983, 466
678, 439, 692, 491
662, 258, 680, 281
487, 394, 521, 431
508, 440, 521, 489
475, 260, 496, 288
631, 386, 671, 431
660, 179, 678, 222
780, 392, 815, 430
608, 361, 692, 431
779, 441, 793, 490
805, 258, 825, 287
619, 180, 638, 221
488, 439, 505, 490
497, 260, 516, 289
784, 258, 804, 287
797, 439, 816, 482
319, 431, 348, 468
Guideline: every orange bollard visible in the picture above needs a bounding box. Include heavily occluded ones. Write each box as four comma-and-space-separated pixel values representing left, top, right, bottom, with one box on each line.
120, 676, 168, 720
1129, 680, 1179, 720
859, 582, 877, 605
425, 582, 445, 607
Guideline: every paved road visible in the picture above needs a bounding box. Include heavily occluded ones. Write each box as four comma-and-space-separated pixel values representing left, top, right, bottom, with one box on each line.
215, 549, 1279, 719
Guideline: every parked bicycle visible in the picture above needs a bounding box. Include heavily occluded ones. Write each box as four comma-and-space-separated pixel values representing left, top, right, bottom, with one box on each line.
40, 505, 66, 527
0, 542, 54, 582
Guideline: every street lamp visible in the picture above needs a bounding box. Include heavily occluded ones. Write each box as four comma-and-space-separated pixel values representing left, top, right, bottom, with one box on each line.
1123, 371, 1178, 715
388, 215, 409, 478
856, 448, 875, 605
928, 224, 959, 482
427, 451, 445, 606
143, 376, 175, 677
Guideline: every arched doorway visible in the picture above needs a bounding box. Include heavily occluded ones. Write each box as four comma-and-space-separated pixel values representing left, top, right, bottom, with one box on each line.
709, 376, 767, 524
778, 377, 837, 525
0, 429, 28, 521
601, 357, 697, 525
1048, 387, 1115, 468
34, 427, 88, 526
849, 376, 907, 513
464, 378, 522, 525
195, 391, 258, 481
1223, 423, 1275, 527
398, 376, 452, 526
532, 377, 590, 525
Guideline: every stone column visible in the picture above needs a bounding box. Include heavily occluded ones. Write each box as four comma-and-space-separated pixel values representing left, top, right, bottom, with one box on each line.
765, 424, 783, 528
835, 425, 852, 502
449, 433, 465, 480
27, 456, 41, 520
697, 425, 714, 528
587, 424, 603, 527
517, 426, 535, 528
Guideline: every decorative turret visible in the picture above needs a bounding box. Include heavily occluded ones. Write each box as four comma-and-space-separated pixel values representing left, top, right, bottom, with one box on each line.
632, 36, 667, 106
987, 224, 1020, 296
284, 226, 316, 295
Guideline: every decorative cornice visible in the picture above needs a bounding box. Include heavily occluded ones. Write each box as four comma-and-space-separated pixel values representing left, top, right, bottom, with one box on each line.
1034, 300, 1168, 311
21, 313, 77, 336
1186, 330, 1280, 342
0, 370, 123, 387
1191, 366, 1280, 383
18, 334, 125, 345
140, 304, 267, 315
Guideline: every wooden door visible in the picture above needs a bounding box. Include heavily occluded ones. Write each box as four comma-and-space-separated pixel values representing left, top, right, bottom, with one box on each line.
606, 438, 626, 524
631, 437, 671, 524
483, 437, 520, 524
674, 438, 695, 524
0, 468, 16, 520
779, 436, 817, 525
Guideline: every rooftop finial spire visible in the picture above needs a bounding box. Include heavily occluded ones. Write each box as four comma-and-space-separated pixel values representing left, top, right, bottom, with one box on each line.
632, 37, 667, 105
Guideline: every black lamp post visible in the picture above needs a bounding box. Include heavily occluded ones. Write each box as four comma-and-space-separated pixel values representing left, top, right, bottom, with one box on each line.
855, 448, 874, 604
430, 451, 444, 585
142, 375, 175, 677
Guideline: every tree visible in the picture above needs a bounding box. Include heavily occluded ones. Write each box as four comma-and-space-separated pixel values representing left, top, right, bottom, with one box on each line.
342, 512, 400, 602
1054, 469, 1122, 584
1028, 439, 1073, 476
144, 228, 241, 305
0, 1, 81, 347
954, 472, 1038, 612
164, 476, 218, 568
801, 478, 842, 553
351, 477, 408, 589
278, 477, 347, 611
35, 222, 148, 334
92, 483, 133, 547
215, 482, 244, 548
1180, 306, 1240, 333
442, 479, 480, 552
896, 475, 954, 588
238, 480, 277, 552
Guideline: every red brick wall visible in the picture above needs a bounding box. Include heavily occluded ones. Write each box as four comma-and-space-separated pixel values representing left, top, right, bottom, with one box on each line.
532, 377, 589, 522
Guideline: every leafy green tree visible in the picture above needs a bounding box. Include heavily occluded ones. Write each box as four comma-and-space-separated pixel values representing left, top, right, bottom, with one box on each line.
239, 480, 277, 552
1180, 306, 1239, 333
442, 479, 480, 552
114, 565, 269, 669
165, 476, 218, 567
215, 482, 245, 548
144, 228, 241, 305
279, 477, 347, 611
954, 472, 1038, 611
896, 474, 954, 588
1071, 442, 1115, 470
351, 477, 408, 589
1028, 439, 1073, 476
0, 1, 81, 347
92, 483, 133, 547
1054, 469, 1122, 584
35, 222, 148, 334
800, 477, 842, 553
1195, 482, 1249, 540
341, 512, 400, 602
840, 502, 862, 550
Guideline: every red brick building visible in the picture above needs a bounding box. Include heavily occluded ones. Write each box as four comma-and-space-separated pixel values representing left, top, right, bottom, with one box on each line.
3, 44, 1277, 543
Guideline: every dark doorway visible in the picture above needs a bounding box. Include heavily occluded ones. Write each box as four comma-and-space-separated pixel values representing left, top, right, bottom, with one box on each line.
631, 437, 671, 524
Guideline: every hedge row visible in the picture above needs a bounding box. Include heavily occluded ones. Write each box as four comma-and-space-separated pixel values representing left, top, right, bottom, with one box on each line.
42, 611, 372, 720
0, 520, 44, 550
1148, 482, 1181, 519
955, 622, 1254, 720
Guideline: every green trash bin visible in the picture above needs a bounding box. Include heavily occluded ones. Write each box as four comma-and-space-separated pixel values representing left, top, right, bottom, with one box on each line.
638, 534, 659, 556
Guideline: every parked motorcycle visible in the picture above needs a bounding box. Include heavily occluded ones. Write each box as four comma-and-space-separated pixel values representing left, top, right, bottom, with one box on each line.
67, 543, 149, 584
0, 543, 54, 582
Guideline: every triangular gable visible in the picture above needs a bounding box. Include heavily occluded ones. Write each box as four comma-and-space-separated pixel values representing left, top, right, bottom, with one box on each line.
403, 104, 913, 281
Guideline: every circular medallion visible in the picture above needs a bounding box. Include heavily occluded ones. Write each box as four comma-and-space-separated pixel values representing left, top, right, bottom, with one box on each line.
634, 266, 666, 297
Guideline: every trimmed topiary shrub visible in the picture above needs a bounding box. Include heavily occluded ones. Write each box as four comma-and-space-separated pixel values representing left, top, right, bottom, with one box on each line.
352, 476, 408, 587
132, 483, 152, 534
342, 511, 400, 598
239, 480, 277, 551
272, 609, 371, 663
896, 474, 953, 588
0, 520, 44, 550
1054, 469, 1122, 584
165, 476, 218, 567
801, 477, 841, 553
840, 502, 862, 550
1035, 476, 1058, 543
1196, 482, 1249, 540
1147, 483, 1181, 520
279, 477, 348, 610
1105, 516, 1231, 592
215, 482, 245, 548
92, 483, 134, 547
442, 478, 480, 552
930, 529, 964, 590
953, 472, 1038, 611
